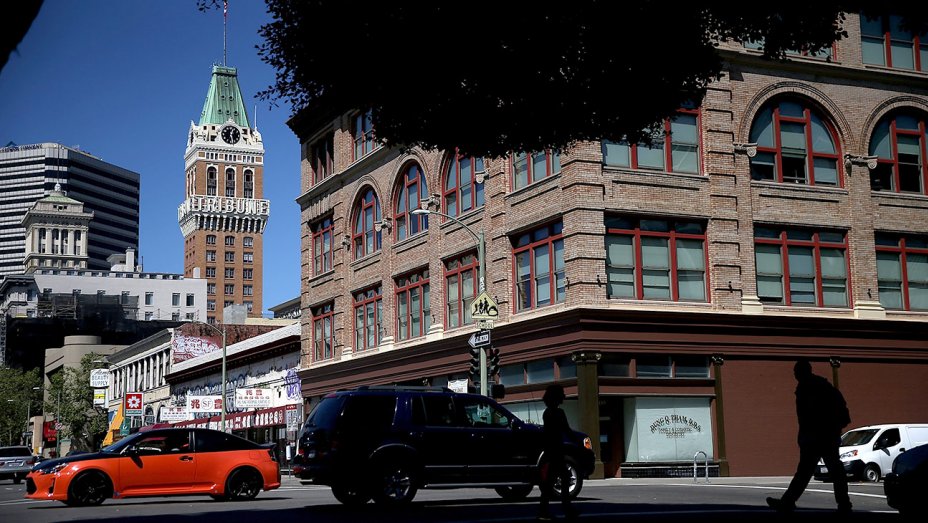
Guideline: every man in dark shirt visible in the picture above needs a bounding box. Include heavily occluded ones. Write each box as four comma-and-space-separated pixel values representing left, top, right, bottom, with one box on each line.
767, 359, 852, 514
538, 384, 577, 521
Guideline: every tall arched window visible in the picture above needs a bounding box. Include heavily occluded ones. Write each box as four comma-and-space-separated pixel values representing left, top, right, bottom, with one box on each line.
869, 112, 927, 194
244, 169, 254, 198
444, 151, 485, 217
207, 166, 217, 196
749, 99, 841, 187
394, 163, 429, 241
225, 167, 236, 197
352, 188, 382, 259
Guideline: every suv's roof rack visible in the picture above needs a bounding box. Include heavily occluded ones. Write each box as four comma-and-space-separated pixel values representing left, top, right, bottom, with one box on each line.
356, 385, 453, 393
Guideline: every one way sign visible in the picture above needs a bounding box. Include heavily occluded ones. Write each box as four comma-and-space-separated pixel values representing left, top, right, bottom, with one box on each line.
467, 330, 491, 349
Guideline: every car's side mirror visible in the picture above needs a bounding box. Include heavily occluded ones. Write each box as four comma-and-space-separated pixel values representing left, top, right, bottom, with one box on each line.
124, 446, 139, 456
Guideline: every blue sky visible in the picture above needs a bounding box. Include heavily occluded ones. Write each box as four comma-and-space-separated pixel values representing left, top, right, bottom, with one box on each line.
0, 1, 302, 314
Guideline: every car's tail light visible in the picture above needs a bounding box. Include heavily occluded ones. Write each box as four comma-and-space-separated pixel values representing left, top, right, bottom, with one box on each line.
268, 448, 278, 462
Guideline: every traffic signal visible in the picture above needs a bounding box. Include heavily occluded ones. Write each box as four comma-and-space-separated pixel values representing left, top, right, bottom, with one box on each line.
468, 346, 481, 377
487, 347, 500, 377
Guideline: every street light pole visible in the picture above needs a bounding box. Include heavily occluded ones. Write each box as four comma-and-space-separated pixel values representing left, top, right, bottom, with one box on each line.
55, 388, 61, 458
412, 208, 488, 396
183, 321, 228, 431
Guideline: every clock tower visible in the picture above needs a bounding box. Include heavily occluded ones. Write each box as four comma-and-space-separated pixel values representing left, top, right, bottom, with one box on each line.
178, 65, 269, 323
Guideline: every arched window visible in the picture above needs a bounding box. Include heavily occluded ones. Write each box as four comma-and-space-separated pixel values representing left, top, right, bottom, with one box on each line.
444, 151, 485, 217
869, 112, 927, 194
225, 167, 236, 197
394, 163, 429, 241
244, 169, 254, 198
352, 188, 382, 259
749, 99, 841, 186
207, 166, 217, 196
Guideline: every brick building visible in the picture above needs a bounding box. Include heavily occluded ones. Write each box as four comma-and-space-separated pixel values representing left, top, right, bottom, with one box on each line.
290, 12, 928, 478
178, 65, 269, 323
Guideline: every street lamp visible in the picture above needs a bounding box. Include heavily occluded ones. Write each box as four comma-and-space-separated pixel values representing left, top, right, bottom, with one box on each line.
411, 207, 489, 396
181, 321, 228, 430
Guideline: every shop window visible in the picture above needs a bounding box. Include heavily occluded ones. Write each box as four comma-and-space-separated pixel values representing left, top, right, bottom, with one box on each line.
526, 359, 555, 384
599, 355, 631, 377
636, 355, 672, 377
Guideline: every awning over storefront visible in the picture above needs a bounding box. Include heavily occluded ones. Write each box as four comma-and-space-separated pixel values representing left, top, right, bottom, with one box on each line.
102, 403, 125, 446
172, 404, 295, 431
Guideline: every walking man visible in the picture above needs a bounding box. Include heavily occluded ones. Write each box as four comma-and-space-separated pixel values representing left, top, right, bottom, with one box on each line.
767, 359, 852, 514
538, 384, 577, 521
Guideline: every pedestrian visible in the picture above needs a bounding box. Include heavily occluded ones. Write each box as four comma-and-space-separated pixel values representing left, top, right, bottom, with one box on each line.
538, 384, 578, 521
767, 359, 852, 514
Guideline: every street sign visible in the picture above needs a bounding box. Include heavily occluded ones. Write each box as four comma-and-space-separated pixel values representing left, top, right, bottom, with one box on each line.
90, 369, 110, 388
471, 292, 499, 320
476, 319, 494, 330
125, 392, 143, 416
467, 330, 491, 349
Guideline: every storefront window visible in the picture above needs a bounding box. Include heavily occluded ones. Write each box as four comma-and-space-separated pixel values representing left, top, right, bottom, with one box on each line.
526, 359, 555, 384
600, 355, 630, 377
498, 364, 524, 387
557, 356, 577, 379
637, 355, 672, 377
623, 397, 713, 462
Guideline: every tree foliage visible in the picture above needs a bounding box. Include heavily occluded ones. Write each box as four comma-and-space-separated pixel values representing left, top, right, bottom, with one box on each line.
44, 353, 108, 452
0, 366, 41, 446
253, 2, 928, 157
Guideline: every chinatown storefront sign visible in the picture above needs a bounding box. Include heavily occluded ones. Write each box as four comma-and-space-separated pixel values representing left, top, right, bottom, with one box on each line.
160, 407, 188, 422
235, 388, 273, 409
173, 404, 296, 431
188, 395, 223, 413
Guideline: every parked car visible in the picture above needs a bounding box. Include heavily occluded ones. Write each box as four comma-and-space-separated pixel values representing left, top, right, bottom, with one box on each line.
884, 443, 928, 519
25, 428, 280, 506
815, 424, 928, 482
0, 446, 38, 484
293, 385, 596, 505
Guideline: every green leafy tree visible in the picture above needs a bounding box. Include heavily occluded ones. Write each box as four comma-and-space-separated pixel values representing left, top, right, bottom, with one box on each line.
250, 1, 927, 157
0, 366, 42, 446
44, 353, 109, 452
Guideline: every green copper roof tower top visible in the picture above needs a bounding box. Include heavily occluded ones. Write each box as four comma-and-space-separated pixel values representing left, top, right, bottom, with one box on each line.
199, 65, 251, 128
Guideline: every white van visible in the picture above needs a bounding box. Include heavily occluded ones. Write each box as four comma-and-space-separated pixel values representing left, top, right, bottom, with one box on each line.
815, 424, 928, 482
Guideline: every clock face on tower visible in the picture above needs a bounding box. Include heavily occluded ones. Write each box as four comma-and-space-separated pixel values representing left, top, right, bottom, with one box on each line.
221, 125, 241, 145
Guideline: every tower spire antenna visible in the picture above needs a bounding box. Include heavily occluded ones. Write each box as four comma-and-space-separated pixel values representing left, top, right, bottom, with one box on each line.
223, 0, 228, 66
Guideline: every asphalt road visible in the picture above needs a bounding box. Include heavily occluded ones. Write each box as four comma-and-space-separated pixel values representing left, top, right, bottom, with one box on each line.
0, 475, 903, 522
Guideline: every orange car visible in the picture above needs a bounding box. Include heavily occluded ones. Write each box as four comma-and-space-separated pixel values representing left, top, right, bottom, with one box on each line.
26, 428, 280, 506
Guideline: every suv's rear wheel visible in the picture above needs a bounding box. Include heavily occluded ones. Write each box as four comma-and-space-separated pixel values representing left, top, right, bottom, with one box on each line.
551, 456, 583, 499
372, 460, 418, 505
332, 482, 372, 505
495, 485, 534, 501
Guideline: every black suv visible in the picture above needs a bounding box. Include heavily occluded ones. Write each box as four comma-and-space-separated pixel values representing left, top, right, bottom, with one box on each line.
293, 386, 596, 505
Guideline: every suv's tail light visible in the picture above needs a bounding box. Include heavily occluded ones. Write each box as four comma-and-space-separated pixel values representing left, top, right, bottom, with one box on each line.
583, 437, 593, 450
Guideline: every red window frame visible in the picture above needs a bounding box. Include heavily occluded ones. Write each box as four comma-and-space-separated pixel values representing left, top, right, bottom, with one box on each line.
395, 269, 430, 341
353, 285, 382, 351
394, 163, 429, 241
871, 114, 928, 194
755, 229, 851, 307
311, 133, 335, 185
512, 222, 565, 313
862, 14, 925, 71
312, 216, 334, 275
443, 150, 486, 217
511, 150, 560, 191
753, 102, 843, 186
605, 218, 710, 302
875, 234, 928, 311
312, 303, 335, 361
353, 110, 375, 160
352, 189, 381, 259
604, 108, 702, 174
444, 252, 478, 329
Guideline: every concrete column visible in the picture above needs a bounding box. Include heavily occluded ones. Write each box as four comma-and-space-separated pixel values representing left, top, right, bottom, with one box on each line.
711, 355, 730, 476
571, 350, 604, 479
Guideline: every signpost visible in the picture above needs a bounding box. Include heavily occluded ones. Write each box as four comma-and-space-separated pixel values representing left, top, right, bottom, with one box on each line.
125, 392, 143, 416
470, 292, 499, 321
468, 330, 492, 349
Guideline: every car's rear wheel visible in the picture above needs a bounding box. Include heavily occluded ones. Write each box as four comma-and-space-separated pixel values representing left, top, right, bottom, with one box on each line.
67, 471, 110, 506
332, 482, 372, 505
863, 464, 881, 482
551, 457, 583, 499
372, 460, 418, 505
225, 468, 262, 501
495, 485, 534, 501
